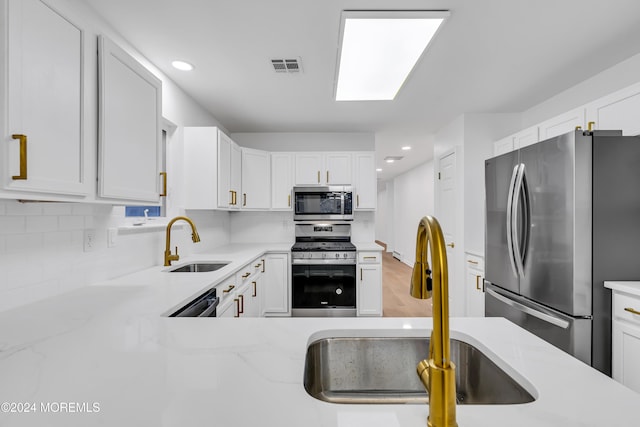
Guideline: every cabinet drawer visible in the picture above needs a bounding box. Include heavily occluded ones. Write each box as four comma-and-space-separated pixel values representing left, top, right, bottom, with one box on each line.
358, 252, 381, 264
613, 292, 640, 326
216, 275, 238, 305
465, 254, 484, 272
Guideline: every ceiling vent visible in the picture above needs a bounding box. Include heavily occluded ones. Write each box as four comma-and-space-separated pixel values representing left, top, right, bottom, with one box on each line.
271, 58, 303, 73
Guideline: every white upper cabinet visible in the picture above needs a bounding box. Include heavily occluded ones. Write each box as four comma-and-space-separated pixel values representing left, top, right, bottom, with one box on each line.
1, 0, 88, 197
493, 136, 514, 156
271, 153, 294, 210
241, 147, 270, 209
325, 153, 352, 185
353, 152, 376, 210
184, 127, 241, 210
98, 35, 162, 203
513, 125, 539, 149
586, 81, 640, 136
538, 108, 585, 140
294, 152, 352, 185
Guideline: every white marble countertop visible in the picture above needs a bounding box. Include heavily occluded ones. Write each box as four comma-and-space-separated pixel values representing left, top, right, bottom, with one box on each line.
605, 281, 640, 297
1, 245, 639, 426
353, 241, 385, 251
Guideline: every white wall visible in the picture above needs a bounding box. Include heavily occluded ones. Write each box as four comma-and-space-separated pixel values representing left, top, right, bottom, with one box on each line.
375, 161, 434, 264
375, 182, 389, 247
231, 132, 374, 151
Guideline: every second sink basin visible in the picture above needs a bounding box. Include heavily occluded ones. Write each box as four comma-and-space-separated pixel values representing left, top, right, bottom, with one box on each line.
304, 334, 536, 405
168, 262, 229, 273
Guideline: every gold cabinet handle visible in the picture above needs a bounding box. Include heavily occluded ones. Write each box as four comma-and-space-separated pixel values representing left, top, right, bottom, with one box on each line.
363, 256, 377, 260
159, 172, 167, 196
326, 170, 329, 183
11, 134, 27, 180
242, 272, 250, 279
475, 275, 482, 291
229, 190, 234, 205
317, 171, 320, 183
255, 263, 261, 268
288, 194, 291, 207
360, 268, 363, 281
588, 121, 595, 131
238, 294, 244, 314
261, 259, 265, 273
446, 242, 455, 248
252, 281, 257, 297
575, 126, 582, 131
357, 194, 360, 208
467, 260, 479, 265
624, 307, 640, 316
234, 298, 240, 317
243, 193, 247, 206
223, 285, 235, 293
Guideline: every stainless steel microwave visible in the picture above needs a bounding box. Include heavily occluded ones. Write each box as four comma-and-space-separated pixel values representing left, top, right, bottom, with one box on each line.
293, 186, 353, 221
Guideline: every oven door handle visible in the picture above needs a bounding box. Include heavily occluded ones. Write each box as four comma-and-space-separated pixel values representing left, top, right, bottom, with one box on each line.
292, 259, 356, 265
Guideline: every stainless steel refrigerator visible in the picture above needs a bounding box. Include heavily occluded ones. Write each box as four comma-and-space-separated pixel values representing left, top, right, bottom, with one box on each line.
484, 129, 640, 376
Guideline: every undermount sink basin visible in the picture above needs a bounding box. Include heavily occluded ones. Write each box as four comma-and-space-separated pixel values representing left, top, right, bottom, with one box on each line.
167, 262, 229, 273
303, 335, 535, 405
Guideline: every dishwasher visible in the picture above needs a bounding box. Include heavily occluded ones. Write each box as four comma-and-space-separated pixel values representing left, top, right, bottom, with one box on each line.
170, 288, 219, 317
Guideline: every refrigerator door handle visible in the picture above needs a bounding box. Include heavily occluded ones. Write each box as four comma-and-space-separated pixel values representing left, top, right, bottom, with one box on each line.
512, 164, 529, 277
506, 164, 520, 278
486, 287, 570, 329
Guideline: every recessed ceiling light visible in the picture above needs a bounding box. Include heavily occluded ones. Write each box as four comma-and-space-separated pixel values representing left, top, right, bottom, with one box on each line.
376, 168, 383, 172
386, 159, 395, 163
335, 10, 449, 101
402, 146, 412, 150
384, 156, 404, 163
171, 60, 194, 71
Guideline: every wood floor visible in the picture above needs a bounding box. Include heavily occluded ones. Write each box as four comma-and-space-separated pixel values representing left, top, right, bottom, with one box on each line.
378, 241, 433, 317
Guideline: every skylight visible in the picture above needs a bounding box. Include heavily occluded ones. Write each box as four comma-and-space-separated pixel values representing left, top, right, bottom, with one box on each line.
335, 10, 449, 101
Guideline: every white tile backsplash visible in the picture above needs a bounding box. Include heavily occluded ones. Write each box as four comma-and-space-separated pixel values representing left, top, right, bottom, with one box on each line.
0, 201, 231, 313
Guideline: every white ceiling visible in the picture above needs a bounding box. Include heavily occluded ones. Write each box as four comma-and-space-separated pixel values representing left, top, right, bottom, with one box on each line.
84, 0, 640, 181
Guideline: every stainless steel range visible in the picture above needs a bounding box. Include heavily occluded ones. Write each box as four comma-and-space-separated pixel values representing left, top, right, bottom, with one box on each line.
291, 223, 357, 317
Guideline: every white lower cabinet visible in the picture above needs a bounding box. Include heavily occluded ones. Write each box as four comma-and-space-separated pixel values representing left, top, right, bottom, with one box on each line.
262, 253, 291, 316
611, 290, 640, 393
465, 253, 485, 317
357, 251, 382, 316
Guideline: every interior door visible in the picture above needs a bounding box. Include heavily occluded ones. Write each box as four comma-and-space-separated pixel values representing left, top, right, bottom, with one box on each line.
484, 150, 520, 294
438, 151, 459, 314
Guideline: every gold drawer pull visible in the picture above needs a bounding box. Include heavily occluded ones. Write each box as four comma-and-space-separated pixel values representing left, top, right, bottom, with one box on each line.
223, 285, 235, 293
288, 194, 291, 207
624, 307, 640, 316
467, 260, 479, 265
255, 264, 261, 268
261, 259, 265, 273
242, 272, 250, 279
238, 294, 244, 314
252, 281, 257, 297
363, 256, 377, 260
11, 134, 27, 180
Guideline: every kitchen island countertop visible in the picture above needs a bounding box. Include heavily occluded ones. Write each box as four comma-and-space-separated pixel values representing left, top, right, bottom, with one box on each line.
0, 246, 638, 426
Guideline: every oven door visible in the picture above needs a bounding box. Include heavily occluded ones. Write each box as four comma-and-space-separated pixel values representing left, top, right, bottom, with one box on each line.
292, 261, 356, 316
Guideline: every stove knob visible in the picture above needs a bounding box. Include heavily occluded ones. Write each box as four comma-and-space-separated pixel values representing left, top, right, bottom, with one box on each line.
322, 253, 327, 259
335, 253, 340, 259
343, 253, 348, 258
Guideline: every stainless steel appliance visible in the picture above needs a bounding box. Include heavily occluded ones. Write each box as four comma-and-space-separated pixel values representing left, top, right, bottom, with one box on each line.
484, 129, 640, 375
169, 288, 219, 317
293, 186, 354, 221
291, 223, 357, 316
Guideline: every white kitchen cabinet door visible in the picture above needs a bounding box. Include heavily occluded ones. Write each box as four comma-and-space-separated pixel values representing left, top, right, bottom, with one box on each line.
325, 153, 352, 185
217, 298, 237, 318
217, 131, 232, 208
184, 127, 218, 209
353, 152, 376, 210
295, 153, 323, 185
2, 0, 88, 197
230, 142, 242, 210
241, 147, 270, 209
586, 81, 640, 136
493, 136, 514, 156
513, 125, 539, 149
271, 153, 294, 210
98, 35, 162, 203
611, 290, 640, 393
246, 277, 262, 317
538, 108, 586, 141
262, 253, 290, 316
357, 262, 382, 317
465, 253, 485, 317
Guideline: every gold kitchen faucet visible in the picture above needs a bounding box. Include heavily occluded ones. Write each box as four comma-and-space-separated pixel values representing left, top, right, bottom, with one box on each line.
410, 216, 457, 427
164, 216, 201, 266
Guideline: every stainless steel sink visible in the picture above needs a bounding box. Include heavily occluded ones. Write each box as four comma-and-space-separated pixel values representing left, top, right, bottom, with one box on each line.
304, 335, 536, 404
167, 262, 229, 273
